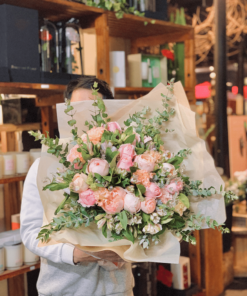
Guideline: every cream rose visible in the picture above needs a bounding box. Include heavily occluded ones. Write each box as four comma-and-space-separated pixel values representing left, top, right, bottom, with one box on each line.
163, 163, 175, 175
69, 173, 88, 193
135, 154, 156, 172
87, 158, 109, 176
124, 193, 141, 214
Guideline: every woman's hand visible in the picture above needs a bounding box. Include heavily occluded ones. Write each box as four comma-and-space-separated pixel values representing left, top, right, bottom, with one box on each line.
73, 248, 125, 264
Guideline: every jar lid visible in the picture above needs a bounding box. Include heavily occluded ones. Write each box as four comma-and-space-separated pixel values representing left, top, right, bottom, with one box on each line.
4, 241, 22, 246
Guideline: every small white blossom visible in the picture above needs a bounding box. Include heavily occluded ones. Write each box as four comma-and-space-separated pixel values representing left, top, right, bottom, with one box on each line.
97, 218, 106, 229
143, 223, 162, 235
156, 208, 167, 217
107, 219, 114, 231
115, 223, 123, 234
150, 213, 160, 224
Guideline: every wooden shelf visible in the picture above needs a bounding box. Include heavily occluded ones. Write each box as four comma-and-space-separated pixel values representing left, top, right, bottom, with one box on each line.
0, 122, 41, 132
0, 82, 66, 96
115, 86, 193, 94
0, 262, 40, 281
0, 174, 26, 184
0, 0, 103, 22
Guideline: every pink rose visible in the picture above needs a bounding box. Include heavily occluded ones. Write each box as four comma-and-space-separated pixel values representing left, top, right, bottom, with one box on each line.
78, 189, 96, 207
124, 193, 141, 214
132, 132, 141, 145
117, 156, 134, 171
141, 198, 156, 214
165, 183, 180, 195
87, 158, 109, 176
67, 144, 84, 169
102, 197, 124, 214
145, 183, 162, 199
163, 163, 175, 175
69, 173, 88, 193
144, 136, 152, 143
135, 154, 156, 172
107, 122, 122, 133
81, 126, 105, 145
160, 187, 173, 204
119, 144, 135, 159
170, 178, 183, 191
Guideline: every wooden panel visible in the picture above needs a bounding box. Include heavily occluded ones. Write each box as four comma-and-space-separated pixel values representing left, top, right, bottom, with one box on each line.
4, 182, 21, 231
0, 0, 103, 22
0, 263, 40, 281
41, 106, 54, 138
184, 38, 196, 104
189, 231, 201, 288
106, 11, 193, 39
95, 14, 110, 84
36, 94, 64, 107
200, 229, 224, 296
0, 132, 18, 153
0, 174, 26, 185
132, 30, 193, 48
0, 82, 66, 96
8, 275, 25, 296
0, 123, 41, 133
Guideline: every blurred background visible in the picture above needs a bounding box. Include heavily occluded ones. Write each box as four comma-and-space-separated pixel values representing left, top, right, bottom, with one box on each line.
0, 0, 247, 296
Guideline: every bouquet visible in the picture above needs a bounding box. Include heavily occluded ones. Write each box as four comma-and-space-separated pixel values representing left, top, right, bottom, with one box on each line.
30, 81, 236, 262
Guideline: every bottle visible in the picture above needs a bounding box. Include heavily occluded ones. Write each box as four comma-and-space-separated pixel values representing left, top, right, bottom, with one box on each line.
147, 59, 152, 84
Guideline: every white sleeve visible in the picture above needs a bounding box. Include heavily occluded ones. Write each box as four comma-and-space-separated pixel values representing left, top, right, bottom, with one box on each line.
20, 158, 75, 266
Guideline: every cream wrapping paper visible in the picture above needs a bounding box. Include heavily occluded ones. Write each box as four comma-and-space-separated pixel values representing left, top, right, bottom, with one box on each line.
37, 82, 226, 263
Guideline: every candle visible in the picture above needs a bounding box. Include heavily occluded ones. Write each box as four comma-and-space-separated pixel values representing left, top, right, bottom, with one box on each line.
0, 245, 5, 273
2, 153, 15, 175
4, 241, 23, 270
29, 149, 41, 165
24, 246, 39, 265
15, 152, 30, 174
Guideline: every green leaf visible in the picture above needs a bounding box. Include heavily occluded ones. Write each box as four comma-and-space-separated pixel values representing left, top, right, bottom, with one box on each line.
135, 147, 145, 155
123, 229, 135, 244
118, 210, 128, 230
161, 218, 173, 224
43, 182, 69, 191
124, 134, 135, 144
68, 119, 76, 126
130, 166, 138, 173
102, 223, 107, 238
110, 151, 120, 169
137, 184, 146, 194
167, 156, 183, 169
125, 126, 133, 136
94, 173, 103, 182
178, 193, 190, 208
54, 194, 69, 215
142, 212, 150, 223
102, 175, 112, 182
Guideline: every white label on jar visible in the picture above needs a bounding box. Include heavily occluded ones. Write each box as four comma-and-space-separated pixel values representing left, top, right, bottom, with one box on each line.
15, 259, 22, 265
30, 266, 35, 271
5, 159, 14, 171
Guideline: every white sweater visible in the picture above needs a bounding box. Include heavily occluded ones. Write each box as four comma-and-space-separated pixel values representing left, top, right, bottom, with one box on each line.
20, 159, 133, 296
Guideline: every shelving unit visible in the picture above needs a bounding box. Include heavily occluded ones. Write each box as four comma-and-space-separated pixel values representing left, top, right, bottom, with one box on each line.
0, 2, 196, 296
0, 174, 26, 185
0, 262, 40, 281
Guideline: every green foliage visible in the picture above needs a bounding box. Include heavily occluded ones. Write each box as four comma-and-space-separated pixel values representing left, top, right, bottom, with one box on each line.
118, 210, 128, 230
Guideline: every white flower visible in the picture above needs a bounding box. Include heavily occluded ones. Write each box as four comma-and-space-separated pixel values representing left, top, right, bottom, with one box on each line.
115, 223, 123, 234
150, 213, 160, 224
107, 219, 114, 230
97, 218, 106, 229
143, 223, 162, 235
156, 208, 167, 217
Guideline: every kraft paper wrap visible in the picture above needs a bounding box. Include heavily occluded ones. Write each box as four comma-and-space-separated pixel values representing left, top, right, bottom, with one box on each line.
37, 82, 226, 263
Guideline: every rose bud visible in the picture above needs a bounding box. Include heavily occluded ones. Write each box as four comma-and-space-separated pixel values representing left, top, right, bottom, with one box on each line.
69, 173, 88, 193
118, 143, 136, 159
124, 193, 141, 214
107, 122, 122, 133
141, 198, 156, 214
67, 144, 85, 169
87, 158, 109, 176
117, 156, 134, 171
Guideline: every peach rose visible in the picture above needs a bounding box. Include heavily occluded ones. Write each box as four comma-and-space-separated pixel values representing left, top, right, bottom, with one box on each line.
124, 193, 141, 214
69, 173, 88, 193
135, 154, 156, 172
111, 186, 126, 201
94, 187, 112, 207
102, 197, 124, 214
107, 122, 122, 133
141, 198, 156, 214
132, 170, 153, 187
145, 150, 162, 163
163, 163, 175, 175
119, 144, 135, 159
87, 158, 109, 176
67, 144, 85, 169
117, 156, 133, 171
145, 182, 162, 199
81, 126, 105, 144
78, 189, 96, 207
160, 187, 173, 204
